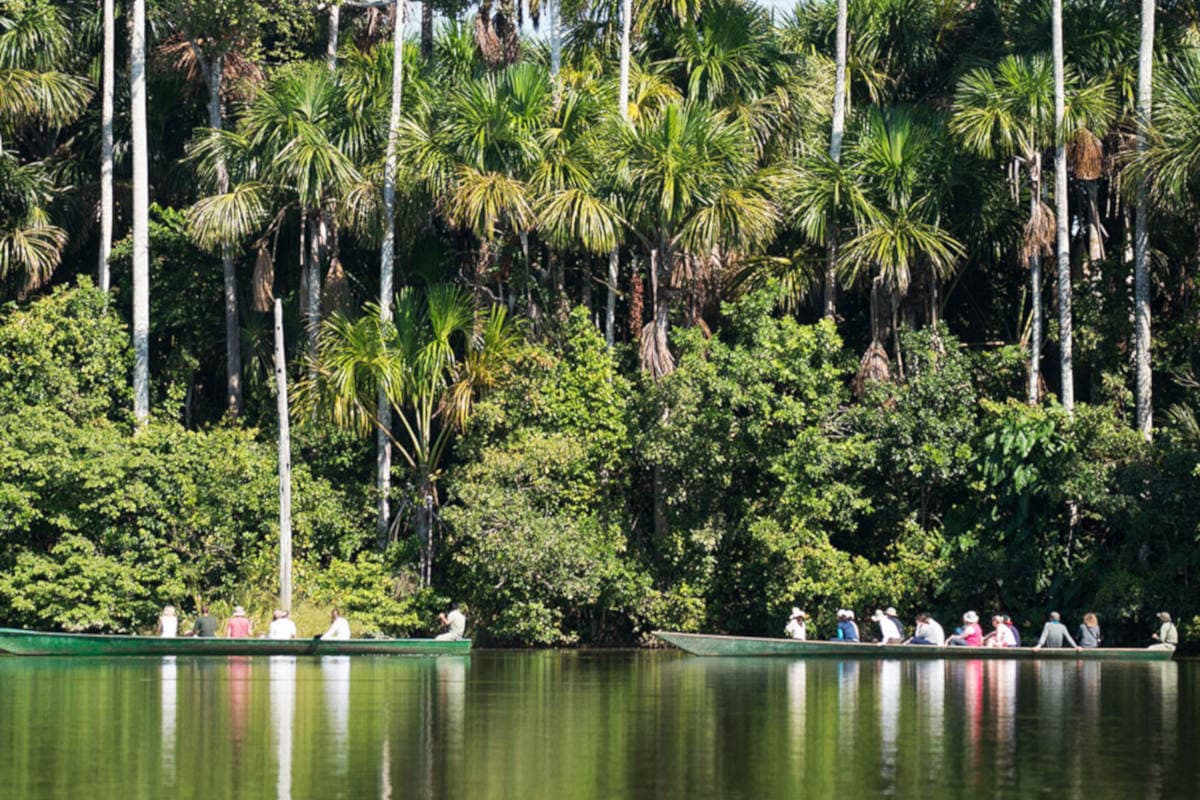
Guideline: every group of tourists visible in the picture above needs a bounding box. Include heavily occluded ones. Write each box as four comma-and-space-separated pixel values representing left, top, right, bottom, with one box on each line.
154, 602, 469, 641
784, 606, 1180, 650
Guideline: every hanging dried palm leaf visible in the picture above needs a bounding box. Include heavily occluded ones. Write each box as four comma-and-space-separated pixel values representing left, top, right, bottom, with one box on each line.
629, 272, 644, 342
853, 341, 891, 397
474, 0, 521, 68
1019, 201, 1056, 266
1068, 129, 1104, 181
251, 243, 274, 312
322, 255, 350, 317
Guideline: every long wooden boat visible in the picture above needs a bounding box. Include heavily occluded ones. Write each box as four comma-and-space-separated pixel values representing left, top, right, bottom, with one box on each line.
0, 628, 470, 657
653, 631, 1173, 661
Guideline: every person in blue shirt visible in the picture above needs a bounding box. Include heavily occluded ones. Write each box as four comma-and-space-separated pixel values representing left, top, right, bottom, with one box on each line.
832, 609, 860, 642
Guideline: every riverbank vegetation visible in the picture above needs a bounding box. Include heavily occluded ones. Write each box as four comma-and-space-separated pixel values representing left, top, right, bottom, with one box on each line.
1, 0, 1199, 644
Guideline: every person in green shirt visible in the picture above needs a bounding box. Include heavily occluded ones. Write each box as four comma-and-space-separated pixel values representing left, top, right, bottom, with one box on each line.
191, 606, 218, 638
1150, 612, 1178, 650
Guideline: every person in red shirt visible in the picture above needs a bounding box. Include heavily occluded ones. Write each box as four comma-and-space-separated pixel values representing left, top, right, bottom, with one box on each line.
946, 611, 983, 646
225, 606, 253, 638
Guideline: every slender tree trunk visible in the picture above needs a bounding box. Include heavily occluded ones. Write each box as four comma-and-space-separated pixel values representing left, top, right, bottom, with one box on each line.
416, 467, 433, 586
605, 248, 618, 346
377, 0, 405, 544
549, 0, 562, 76
306, 211, 322, 353
824, 0, 848, 319
1085, 182, 1104, 263
131, 0, 150, 424
99, 0, 114, 293
327, 2, 341, 71
1052, 0, 1074, 412
1028, 155, 1043, 406
420, 0, 433, 61
1134, 0, 1155, 439
273, 299, 294, 612
608, 0, 632, 349
205, 56, 243, 418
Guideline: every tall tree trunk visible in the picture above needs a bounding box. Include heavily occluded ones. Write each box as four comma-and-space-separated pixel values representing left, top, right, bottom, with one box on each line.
605, 248, 618, 346
131, 0, 150, 424
824, 0, 848, 319
99, 0, 114, 294
1135, 0, 1155, 439
206, 56, 243, 418
608, 0, 632, 348
1085, 182, 1104, 264
421, 0, 433, 61
377, 0, 405, 544
1028, 155, 1043, 406
1052, 0, 1074, 412
306, 211, 322, 356
273, 299, 294, 611
416, 467, 433, 586
549, 0, 562, 76
327, 2, 341, 71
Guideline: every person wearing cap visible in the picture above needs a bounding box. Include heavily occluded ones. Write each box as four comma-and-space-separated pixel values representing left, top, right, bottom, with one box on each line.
907, 613, 944, 645
784, 608, 809, 640
1150, 612, 1178, 650
225, 606, 253, 638
885, 607, 905, 638
1033, 611, 1079, 651
831, 610, 860, 642
871, 609, 903, 644
267, 609, 297, 640
945, 611, 983, 646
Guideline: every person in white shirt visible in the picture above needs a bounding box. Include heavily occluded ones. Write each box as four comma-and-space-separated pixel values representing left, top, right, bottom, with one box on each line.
323, 608, 351, 640
267, 609, 297, 640
157, 605, 178, 638
908, 613, 945, 645
871, 609, 903, 644
784, 608, 809, 640
985, 615, 1017, 647
435, 602, 467, 641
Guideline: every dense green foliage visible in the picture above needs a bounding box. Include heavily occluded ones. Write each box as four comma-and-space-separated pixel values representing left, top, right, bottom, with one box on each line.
1, 0, 1199, 643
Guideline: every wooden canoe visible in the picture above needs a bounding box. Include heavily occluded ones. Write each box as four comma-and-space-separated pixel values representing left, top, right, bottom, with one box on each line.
0, 628, 470, 657
652, 631, 1174, 661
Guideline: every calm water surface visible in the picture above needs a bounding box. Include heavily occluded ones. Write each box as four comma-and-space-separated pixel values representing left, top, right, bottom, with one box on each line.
0, 652, 1195, 799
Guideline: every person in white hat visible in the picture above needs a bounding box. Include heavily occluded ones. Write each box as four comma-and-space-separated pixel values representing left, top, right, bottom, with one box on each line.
885, 607, 905, 639
834, 609, 860, 642
945, 611, 983, 646
871, 609, 904, 644
784, 608, 809, 640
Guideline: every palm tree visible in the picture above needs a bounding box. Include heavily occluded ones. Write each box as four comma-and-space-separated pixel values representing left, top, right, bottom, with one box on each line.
297, 286, 519, 585
952, 55, 1113, 405
837, 106, 964, 376
1051, 0, 1073, 412
615, 101, 777, 377
131, 0, 151, 422
0, 0, 91, 296
1133, 0, 1155, 439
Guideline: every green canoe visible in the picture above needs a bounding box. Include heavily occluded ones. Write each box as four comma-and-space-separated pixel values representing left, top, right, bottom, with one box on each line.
0, 628, 470, 657
652, 631, 1174, 661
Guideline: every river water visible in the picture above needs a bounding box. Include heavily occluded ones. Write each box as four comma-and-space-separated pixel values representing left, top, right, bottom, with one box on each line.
0, 652, 1194, 799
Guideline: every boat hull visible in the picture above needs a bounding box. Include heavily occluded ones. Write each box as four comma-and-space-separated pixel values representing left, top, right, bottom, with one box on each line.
652, 631, 1173, 661
0, 628, 470, 657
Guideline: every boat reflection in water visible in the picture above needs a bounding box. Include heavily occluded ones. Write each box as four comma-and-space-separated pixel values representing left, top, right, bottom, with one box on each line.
270, 656, 296, 800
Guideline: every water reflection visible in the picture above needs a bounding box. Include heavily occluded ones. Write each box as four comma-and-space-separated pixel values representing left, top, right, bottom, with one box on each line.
878, 660, 901, 792
837, 660, 860, 753
160, 656, 177, 785
786, 660, 806, 778
228, 656, 251, 748
321, 656, 351, 781
270, 656, 296, 800
986, 660, 1018, 791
